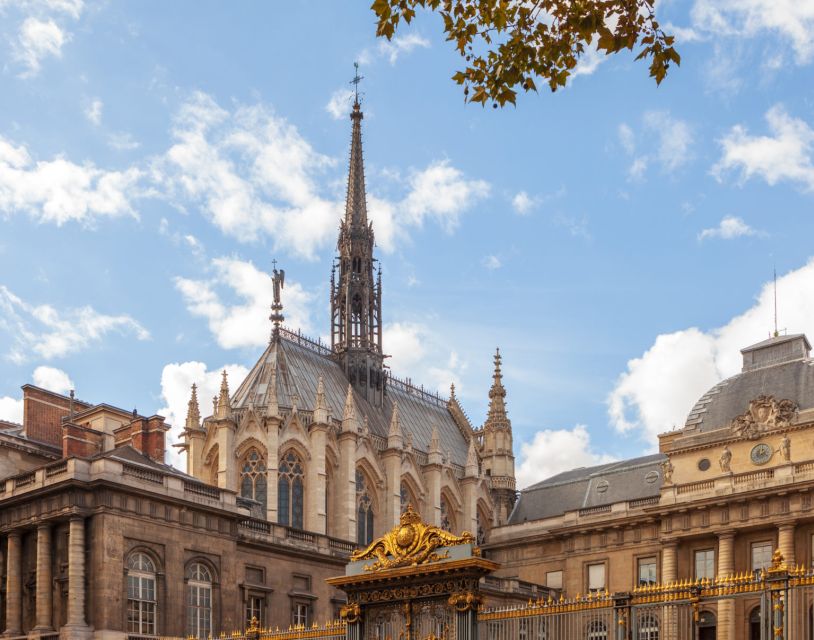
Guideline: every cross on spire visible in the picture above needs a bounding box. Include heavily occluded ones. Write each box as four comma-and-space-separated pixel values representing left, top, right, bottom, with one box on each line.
350, 61, 364, 106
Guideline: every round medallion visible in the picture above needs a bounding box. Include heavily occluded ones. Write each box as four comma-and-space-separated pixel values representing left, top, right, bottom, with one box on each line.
396, 524, 415, 548
698, 458, 711, 471
596, 480, 609, 493
750, 443, 772, 465
645, 471, 659, 484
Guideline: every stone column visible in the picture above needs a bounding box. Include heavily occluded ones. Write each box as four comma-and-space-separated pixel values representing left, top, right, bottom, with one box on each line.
717, 531, 735, 640
33, 523, 53, 632
778, 522, 795, 567
4, 531, 22, 636
307, 423, 328, 534
62, 517, 91, 640
338, 431, 357, 541
661, 542, 678, 640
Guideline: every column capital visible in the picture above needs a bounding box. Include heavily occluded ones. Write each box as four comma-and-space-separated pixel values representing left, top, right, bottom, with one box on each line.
717, 529, 736, 541
777, 521, 797, 531
6, 529, 22, 539
37, 521, 51, 531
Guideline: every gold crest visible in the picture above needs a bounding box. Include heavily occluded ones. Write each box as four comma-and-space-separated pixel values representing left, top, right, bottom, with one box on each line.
350, 504, 475, 572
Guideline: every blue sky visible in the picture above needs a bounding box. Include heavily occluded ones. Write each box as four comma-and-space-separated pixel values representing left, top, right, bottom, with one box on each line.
1, 0, 814, 486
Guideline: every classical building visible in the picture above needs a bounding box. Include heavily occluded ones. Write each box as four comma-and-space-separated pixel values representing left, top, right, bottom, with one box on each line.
0, 96, 518, 639
487, 332, 814, 640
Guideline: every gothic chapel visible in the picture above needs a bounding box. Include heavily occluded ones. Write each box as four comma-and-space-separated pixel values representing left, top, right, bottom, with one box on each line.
180, 96, 517, 546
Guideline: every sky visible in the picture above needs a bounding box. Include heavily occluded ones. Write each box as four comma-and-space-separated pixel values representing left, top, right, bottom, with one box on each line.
1, 0, 814, 488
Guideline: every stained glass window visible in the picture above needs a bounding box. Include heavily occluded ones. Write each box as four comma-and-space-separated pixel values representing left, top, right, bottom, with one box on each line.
278, 451, 305, 528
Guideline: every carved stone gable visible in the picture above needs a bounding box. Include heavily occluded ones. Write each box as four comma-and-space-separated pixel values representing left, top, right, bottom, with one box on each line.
731, 395, 798, 440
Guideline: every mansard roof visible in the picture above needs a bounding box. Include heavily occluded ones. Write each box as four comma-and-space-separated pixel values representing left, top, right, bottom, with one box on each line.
229, 329, 472, 468
508, 453, 665, 524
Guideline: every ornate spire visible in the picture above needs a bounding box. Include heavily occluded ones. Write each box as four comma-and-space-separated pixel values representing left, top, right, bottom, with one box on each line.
330, 67, 384, 407
341, 384, 358, 433
387, 401, 403, 449
428, 423, 442, 465
185, 383, 201, 430
484, 348, 510, 431
216, 370, 231, 419
313, 376, 330, 425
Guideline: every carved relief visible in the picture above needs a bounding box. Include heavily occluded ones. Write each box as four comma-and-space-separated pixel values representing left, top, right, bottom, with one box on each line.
731, 396, 798, 440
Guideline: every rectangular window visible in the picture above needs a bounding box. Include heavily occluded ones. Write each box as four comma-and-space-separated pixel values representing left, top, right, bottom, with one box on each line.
545, 570, 563, 590
695, 549, 715, 580
752, 541, 773, 572
246, 595, 263, 627
587, 563, 605, 592
638, 557, 657, 586
293, 603, 309, 627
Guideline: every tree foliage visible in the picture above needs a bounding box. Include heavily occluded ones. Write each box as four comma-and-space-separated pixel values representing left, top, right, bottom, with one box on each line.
371, 0, 679, 106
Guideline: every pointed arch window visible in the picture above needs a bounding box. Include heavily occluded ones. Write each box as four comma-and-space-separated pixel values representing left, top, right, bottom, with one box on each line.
278, 451, 305, 529
127, 552, 157, 635
240, 449, 267, 513
356, 469, 375, 546
440, 495, 454, 533
186, 562, 213, 638
400, 481, 417, 513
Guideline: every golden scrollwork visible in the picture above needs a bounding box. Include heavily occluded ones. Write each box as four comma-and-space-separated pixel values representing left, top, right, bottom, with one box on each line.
448, 592, 483, 612
350, 504, 475, 572
339, 602, 361, 624
767, 549, 787, 574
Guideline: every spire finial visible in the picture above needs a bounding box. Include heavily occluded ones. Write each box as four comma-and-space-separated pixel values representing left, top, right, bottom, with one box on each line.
341, 384, 358, 433
216, 370, 231, 419
485, 347, 511, 432
350, 61, 364, 108
270, 261, 285, 340
186, 383, 201, 429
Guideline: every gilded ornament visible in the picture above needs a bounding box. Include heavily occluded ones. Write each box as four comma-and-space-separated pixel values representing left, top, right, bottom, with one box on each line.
351, 504, 475, 572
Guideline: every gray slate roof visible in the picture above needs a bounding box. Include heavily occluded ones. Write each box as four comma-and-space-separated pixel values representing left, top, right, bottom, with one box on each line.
230, 333, 471, 467
684, 358, 814, 432
508, 454, 665, 524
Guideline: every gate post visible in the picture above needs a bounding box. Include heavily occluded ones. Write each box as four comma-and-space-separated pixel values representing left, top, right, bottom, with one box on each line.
613, 592, 629, 640
448, 593, 482, 640
339, 602, 362, 640
765, 549, 790, 640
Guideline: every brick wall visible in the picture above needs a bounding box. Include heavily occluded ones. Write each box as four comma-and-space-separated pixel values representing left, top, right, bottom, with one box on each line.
23, 386, 91, 447
114, 416, 168, 463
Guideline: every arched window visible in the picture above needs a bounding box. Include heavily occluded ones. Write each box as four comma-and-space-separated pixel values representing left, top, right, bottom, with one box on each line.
187, 562, 213, 638
637, 613, 659, 640
240, 449, 267, 512
400, 481, 418, 513
476, 509, 488, 545
127, 552, 157, 635
356, 469, 375, 546
440, 495, 454, 533
278, 451, 305, 529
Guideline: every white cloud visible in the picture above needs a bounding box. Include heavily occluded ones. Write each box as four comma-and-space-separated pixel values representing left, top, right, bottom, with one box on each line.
158, 360, 249, 470
618, 123, 635, 154
573, 44, 606, 78
0, 135, 143, 225
175, 256, 314, 350
698, 215, 761, 240
620, 111, 693, 179
0, 285, 149, 363
384, 322, 467, 395
85, 99, 103, 126
32, 365, 72, 393
482, 255, 502, 270
377, 33, 430, 64
0, 363, 74, 425
0, 396, 23, 424
325, 88, 355, 120
516, 425, 616, 488
13, 17, 67, 76
688, 0, 814, 64
107, 132, 141, 151
512, 191, 536, 215
713, 104, 814, 191
607, 258, 814, 444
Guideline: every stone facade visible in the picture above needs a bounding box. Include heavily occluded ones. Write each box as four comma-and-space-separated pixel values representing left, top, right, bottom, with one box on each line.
487, 333, 814, 640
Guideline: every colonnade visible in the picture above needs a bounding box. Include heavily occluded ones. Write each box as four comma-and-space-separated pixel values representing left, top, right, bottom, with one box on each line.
3, 516, 90, 639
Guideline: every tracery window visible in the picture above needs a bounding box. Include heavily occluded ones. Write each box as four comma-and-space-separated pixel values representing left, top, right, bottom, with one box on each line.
278, 451, 305, 529
356, 469, 375, 546
186, 562, 212, 638
127, 552, 157, 636
240, 449, 267, 513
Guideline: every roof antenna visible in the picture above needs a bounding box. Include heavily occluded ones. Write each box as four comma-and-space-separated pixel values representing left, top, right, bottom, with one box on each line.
773, 263, 779, 338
